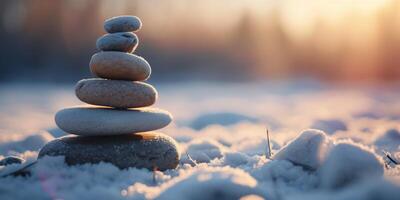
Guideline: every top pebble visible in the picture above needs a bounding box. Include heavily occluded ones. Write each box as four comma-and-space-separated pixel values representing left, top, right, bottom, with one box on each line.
104, 15, 142, 33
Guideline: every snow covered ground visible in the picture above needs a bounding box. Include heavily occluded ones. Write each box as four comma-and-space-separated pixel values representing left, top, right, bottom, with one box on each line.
0, 81, 400, 199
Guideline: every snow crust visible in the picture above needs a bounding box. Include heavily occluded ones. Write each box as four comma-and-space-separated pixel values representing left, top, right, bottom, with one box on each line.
272, 129, 333, 170
319, 141, 384, 189
1, 82, 400, 199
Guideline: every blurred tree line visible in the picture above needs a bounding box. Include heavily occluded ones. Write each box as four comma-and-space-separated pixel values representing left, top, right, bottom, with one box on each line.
0, 0, 400, 83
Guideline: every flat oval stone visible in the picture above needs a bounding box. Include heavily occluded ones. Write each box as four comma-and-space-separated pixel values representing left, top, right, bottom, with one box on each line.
104, 15, 142, 33
90, 51, 151, 81
96, 32, 138, 53
75, 79, 157, 108
38, 132, 180, 170
55, 107, 172, 136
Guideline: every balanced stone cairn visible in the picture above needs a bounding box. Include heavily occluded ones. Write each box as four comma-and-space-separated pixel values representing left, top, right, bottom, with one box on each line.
39, 16, 180, 171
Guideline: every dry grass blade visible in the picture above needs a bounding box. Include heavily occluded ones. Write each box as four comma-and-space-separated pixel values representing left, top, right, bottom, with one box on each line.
266, 128, 272, 159
186, 152, 197, 166
383, 150, 399, 166
152, 166, 158, 185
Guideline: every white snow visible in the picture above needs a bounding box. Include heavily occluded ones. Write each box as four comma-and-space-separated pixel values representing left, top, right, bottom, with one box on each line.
272, 129, 333, 170
0, 131, 53, 155
287, 178, 400, 200
156, 167, 263, 200
375, 128, 400, 152
189, 112, 259, 130
183, 138, 226, 163
0, 82, 400, 199
318, 141, 385, 189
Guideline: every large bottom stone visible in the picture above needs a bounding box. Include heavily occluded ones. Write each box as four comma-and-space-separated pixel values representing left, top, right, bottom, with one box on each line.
38, 132, 180, 171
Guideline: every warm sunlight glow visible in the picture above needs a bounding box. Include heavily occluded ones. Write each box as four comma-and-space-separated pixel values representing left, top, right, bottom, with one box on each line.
1, 1, 400, 199
2, 0, 400, 82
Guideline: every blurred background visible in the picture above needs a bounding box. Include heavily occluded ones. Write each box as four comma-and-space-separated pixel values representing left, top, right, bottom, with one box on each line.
1, 0, 400, 158
0, 0, 400, 83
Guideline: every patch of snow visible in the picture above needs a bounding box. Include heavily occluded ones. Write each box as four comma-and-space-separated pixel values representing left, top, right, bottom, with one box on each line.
232, 137, 280, 156
272, 129, 333, 170
222, 151, 250, 167
287, 178, 400, 200
375, 128, 400, 152
183, 139, 226, 163
319, 141, 384, 189
156, 167, 263, 200
0, 131, 53, 155
189, 112, 259, 130
1, 83, 400, 199
252, 159, 319, 193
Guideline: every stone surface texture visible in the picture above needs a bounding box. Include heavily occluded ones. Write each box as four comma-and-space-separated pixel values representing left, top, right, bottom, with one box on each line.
96, 32, 138, 52
90, 51, 151, 81
75, 78, 157, 108
38, 132, 180, 170
55, 107, 172, 136
104, 15, 142, 33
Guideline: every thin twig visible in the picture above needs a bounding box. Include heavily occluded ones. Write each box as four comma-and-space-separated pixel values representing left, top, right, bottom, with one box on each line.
266, 128, 272, 159
186, 153, 197, 166
383, 150, 398, 165
152, 166, 158, 185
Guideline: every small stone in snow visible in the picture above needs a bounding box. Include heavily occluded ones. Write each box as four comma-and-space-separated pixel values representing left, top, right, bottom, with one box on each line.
0, 156, 24, 166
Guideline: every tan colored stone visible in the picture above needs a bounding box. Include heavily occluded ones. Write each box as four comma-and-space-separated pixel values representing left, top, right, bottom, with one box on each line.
90, 51, 151, 81
75, 78, 157, 108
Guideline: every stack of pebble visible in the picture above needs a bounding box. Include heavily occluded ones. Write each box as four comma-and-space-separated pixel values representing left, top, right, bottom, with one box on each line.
39, 16, 180, 171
